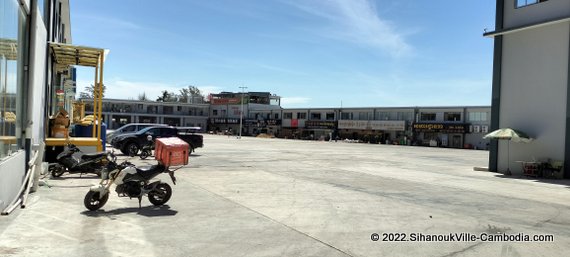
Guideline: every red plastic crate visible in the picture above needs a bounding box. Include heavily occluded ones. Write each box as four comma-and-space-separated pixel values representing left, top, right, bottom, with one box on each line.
155, 137, 189, 166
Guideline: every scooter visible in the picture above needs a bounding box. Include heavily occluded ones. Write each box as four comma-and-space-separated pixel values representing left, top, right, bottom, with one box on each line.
48, 144, 114, 177
84, 159, 177, 211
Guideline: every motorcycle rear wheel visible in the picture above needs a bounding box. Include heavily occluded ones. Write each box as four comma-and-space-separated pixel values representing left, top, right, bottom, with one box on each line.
84, 191, 109, 211
140, 149, 151, 160
148, 183, 172, 206
49, 164, 65, 177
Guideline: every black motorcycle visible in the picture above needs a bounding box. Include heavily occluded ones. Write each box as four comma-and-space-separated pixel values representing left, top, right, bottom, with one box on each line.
48, 144, 114, 177
84, 160, 176, 211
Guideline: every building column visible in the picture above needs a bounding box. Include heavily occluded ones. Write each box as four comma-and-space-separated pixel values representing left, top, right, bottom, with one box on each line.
489, 0, 504, 172
108, 114, 113, 129
564, 23, 570, 179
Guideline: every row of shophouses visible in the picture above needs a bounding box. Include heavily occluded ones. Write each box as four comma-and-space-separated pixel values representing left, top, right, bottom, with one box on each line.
86, 93, 492, 150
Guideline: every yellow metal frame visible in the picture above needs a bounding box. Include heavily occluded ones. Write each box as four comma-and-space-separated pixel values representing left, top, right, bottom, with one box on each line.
45, 43, 107, 151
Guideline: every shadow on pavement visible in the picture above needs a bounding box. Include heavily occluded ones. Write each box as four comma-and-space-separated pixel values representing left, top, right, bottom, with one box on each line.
81, 205, 178, 217
189, 154, 201, 157
50, 174, 100, 180
493, 174, 570, 188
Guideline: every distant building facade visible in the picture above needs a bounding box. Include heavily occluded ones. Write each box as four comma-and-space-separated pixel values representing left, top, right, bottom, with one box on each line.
208, 92, 281, 136
82, 98, 209, 132
282, 106, 491, 149
83, 96, 490, 150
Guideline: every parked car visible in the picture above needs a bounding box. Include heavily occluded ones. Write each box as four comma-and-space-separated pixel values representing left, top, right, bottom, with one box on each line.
110, 125, 203, 156
107, 123, 167, 142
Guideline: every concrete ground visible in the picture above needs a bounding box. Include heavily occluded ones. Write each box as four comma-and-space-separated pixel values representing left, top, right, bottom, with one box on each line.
1, 134, 570, 257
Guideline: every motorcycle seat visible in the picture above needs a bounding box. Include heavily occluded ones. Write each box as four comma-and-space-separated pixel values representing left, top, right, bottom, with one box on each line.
81, 152, 107, 160
136, 164, 166, 180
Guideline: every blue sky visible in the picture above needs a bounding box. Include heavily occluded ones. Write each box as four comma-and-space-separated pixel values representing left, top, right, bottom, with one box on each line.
71, 0, 496, 108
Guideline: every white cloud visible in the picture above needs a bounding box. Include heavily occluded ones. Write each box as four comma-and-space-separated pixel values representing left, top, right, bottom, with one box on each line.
76, 14, 142, 30
196, 86, 223, 97
285, 0, 412, 57
75, 79, 224, 100
281, 97, 312, 107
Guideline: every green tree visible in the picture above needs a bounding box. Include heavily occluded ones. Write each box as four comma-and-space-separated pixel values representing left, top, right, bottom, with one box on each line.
156, 90, 177, 102
178, 85, 205, 103
138, 92, 149, 101
78, 84, 106, 99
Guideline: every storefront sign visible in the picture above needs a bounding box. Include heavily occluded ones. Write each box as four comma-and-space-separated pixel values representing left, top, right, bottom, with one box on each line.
211, 118, 240, 124
369, 120, 406, 131
245, 119, 282, 126
338, 120, 405, 131
291, 119, 298, 128
305, 120, 337, 129
211, 97, 248, 105
412, 123, 469, 133
265, 119, 281, 126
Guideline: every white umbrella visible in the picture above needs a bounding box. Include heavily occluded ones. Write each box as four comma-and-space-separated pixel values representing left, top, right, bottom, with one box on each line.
483, 128, 533, 175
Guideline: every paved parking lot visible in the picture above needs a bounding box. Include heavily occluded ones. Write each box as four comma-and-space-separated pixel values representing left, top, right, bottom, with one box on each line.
1, 134, 570, 257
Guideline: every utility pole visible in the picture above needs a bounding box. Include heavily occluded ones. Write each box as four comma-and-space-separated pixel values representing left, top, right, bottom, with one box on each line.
238, 86, 247, 139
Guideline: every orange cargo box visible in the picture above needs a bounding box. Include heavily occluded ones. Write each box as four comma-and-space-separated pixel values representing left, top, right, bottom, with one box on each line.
155, 137, 189, 166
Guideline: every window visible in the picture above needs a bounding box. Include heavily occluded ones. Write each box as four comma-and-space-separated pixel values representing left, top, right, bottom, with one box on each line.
284, 112, 292, 119
297, 112, 306, 119
274, 113, 278, 119
468, 112, 488, 122
444, 112, 461, 122
310, 113, 321, 120
1, 0, 26, 159
147, 105, 157, 114
212, 110, 218, 116
420, 113, 436, 121
516, 0, 547, 8
397, 112, 413, 121
341, 112, 352, 120
326, 113, 335, 120
358, 112, 371, 120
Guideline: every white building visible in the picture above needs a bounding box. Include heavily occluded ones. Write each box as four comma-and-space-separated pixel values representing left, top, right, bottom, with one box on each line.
281, 106, 490, 147
485, 0, 569, 177
1, 0, 71, 211
208, 92, 281, 136
82, 98, 209, 131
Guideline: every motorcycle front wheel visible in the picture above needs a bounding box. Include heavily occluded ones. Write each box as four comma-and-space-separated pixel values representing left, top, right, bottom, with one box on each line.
84, 191, 109, 211
148, 183, 172, 206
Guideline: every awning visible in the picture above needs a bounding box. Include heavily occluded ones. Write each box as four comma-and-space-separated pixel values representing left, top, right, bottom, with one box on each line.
49, 42, 107, 67
46, 42, 108, 150
484, 17, 570, 38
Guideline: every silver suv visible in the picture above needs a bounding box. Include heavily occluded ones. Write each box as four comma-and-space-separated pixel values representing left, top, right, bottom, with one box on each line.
107, 123, 167, 142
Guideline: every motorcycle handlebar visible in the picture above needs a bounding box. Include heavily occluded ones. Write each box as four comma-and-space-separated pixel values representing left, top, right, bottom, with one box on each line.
107, 151, 117, 162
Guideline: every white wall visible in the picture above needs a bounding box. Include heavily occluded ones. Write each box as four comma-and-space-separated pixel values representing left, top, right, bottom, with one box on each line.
28, 5, 48, 145
499, 22, 569, 173
0, 151, 26, 211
